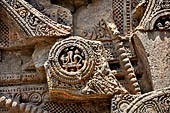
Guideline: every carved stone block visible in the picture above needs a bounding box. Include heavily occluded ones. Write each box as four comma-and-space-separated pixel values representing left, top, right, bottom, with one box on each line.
45, 36, 128, 101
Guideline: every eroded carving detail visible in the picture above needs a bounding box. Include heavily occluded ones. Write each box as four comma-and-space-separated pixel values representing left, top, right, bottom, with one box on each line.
124, 87, 170, 113
83, 19, 135, 61
155, 16, 170, 30
26, 0, 72, 27
45, 36, 128, 101
0, 0, 71, 37
105, 21, 141, 94
0, 95, 49, 113
139, 0, 170, 30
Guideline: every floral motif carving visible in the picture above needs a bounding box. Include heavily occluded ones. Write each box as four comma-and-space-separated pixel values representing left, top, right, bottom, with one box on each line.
0, 0, 71, 37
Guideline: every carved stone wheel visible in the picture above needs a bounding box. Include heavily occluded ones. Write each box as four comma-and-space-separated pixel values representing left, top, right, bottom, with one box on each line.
48, 36, 95, 84
124, 87, 170, 113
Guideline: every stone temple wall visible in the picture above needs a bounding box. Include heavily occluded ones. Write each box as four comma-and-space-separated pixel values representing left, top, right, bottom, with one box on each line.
0, 0, 169, 113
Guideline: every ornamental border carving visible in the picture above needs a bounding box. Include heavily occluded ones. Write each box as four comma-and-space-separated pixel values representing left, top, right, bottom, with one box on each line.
0, 0, 71, 37
138, 0, 170, 31
124, 87, 170, 113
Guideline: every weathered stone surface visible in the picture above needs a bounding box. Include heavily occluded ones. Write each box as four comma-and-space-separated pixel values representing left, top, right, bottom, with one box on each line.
0, 0, 170, 113
32, 42, 54, 76
135, 31, 170, 90
27, 0, 73, 26
45, 36, 128, 102
112, 87, 170, 113
73, 0, 113, 37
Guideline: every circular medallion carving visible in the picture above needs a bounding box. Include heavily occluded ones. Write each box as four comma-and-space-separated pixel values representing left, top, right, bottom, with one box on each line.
59, 46, 85, 72
29, 93, 42, 104
48, 36, 95, 84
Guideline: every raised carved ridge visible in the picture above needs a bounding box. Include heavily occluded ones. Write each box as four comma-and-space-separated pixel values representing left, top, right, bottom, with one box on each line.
44, 36, 128, 101
0, 95, 48, 113
0, 0, 71, 37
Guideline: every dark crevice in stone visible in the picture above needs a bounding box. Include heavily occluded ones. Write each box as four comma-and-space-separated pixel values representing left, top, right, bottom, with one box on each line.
50, 0, 57, 4
88, 0, 92, 4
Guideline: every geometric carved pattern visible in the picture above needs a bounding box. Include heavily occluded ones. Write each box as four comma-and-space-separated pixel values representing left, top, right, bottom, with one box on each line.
124, 87, 170, 113
43, 102, 91, 113
112, 94, 138, 113
113, 0, 134, 34
0, 19, 9, 48
113, 0, 124, 33
111, 87, 170, 113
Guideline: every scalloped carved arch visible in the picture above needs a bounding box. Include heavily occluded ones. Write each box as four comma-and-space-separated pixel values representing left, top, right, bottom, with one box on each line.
138, 0, 170, 31
149, 10, 170, 30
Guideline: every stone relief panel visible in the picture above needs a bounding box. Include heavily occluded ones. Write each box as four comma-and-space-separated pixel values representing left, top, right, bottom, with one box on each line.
45, 36, 128, 101
0, 0, 71, 37
111, 87, 170, 113
0, 0, 170, 113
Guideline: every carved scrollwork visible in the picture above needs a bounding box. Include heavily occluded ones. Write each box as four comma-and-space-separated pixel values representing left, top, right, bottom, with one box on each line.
0, 0, 71, 37
111, 87, 170, 113
44, 36, 128, 101
29, 92, 42, 105
138, 0, 170, 31
0, 95, 48, 113
123, 87, 170, 113
46, 36, 95, 84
